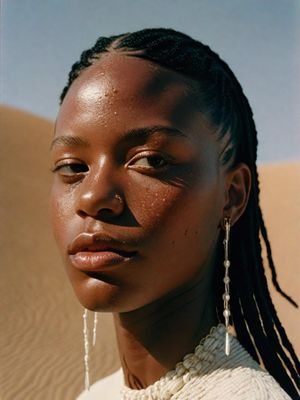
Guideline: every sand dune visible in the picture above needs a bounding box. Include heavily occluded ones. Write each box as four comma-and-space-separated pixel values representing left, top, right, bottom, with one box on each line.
0, 105, 299, 400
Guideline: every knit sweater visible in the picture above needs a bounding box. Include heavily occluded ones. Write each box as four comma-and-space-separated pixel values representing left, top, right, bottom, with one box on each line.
77, 324, 292, 399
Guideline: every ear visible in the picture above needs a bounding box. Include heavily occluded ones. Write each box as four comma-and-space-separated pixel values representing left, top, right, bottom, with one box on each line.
222, 163, 251, 226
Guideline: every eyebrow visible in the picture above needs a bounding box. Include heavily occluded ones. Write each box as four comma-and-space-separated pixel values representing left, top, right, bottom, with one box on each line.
50, 135, 89, 150
50, 125, 187, 150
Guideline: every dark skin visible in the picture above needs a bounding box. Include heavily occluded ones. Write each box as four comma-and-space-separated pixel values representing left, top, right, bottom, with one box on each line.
50, 53, 251, 388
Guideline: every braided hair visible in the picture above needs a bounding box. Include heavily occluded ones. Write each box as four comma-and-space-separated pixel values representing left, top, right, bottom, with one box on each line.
60, 28, 300, 398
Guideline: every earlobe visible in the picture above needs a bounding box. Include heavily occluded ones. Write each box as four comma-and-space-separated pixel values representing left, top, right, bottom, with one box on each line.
222, 163, 251, 227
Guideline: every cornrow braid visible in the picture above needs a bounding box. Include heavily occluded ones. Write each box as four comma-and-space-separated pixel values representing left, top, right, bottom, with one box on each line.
59, 28, 300, 398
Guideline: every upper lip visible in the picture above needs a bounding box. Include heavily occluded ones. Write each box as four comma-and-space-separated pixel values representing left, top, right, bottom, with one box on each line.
67, 232, 138, 256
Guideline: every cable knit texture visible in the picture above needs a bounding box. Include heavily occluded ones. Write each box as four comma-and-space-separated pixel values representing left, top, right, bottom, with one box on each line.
121, 325, 291, 399
78, 324, 292, 399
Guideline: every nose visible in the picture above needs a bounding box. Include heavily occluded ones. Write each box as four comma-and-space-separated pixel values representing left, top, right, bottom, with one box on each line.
75, 164, 125, 220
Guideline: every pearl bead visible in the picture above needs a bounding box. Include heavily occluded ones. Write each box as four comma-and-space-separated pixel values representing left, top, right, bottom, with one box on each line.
223, 309, 231, 317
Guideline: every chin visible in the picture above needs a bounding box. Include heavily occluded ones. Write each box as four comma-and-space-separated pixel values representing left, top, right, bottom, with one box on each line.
71, 275, 143, 313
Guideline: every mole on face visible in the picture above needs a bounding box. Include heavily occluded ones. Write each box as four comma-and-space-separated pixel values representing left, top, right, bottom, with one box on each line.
51, 53, 225, 313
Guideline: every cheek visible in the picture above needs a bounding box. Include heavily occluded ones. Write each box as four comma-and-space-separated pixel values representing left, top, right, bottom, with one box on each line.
50, 184, 75, 252
126, 173, 222, 260
126, 166, 222, 233
124, 173, 187, 235
122, 174, 223, 303
127, 182, 173, 231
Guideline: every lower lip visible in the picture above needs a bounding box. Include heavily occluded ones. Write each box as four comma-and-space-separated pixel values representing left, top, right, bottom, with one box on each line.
69, 251, 135, 272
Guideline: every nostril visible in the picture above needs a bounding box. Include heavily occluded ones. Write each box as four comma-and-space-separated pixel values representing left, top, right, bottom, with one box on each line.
77, 209, 88, 218
95, 208, 123, 221
78, 207, 115, 218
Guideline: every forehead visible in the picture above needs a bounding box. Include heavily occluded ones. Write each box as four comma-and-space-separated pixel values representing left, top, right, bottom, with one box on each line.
64, 52, 198, 103
56, 53, 208, 134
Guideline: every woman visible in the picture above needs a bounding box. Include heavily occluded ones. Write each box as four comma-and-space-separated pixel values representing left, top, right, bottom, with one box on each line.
50, 28, 299, 399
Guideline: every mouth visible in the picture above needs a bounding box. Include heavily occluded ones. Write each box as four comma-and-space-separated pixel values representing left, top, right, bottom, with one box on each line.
68, 231, 139, 272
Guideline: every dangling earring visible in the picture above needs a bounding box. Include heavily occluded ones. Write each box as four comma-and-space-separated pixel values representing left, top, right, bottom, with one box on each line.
82, 309, 98, 391
83, 309, 90, 391
92, 312, 98, 346
223, 217, 231, 356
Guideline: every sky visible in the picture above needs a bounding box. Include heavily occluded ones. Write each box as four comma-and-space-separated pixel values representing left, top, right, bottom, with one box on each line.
1, 0, 299, 163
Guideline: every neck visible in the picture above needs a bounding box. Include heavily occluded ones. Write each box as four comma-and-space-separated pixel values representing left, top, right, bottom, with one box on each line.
113, 277, 218, 389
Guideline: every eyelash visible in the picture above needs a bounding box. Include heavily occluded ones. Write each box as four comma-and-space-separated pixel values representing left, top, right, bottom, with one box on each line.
51, 163, 88, 175
127, 152, 172, 171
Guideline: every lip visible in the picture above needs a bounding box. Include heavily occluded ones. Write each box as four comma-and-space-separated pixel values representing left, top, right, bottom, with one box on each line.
70, 250, 136, 272
68, 232, 138, 272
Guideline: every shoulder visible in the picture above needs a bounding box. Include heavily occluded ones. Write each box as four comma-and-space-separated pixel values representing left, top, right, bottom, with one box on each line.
76, 369, 123, 400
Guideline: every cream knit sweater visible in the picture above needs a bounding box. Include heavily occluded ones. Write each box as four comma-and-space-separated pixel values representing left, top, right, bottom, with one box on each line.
77, 324, 293, 399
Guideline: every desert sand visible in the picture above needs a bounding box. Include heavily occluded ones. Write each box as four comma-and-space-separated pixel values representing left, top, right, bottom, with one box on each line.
0, 105, 299, 400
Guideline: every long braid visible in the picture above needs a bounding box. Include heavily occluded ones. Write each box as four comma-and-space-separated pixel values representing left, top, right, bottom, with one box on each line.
230, 93, 300, 395
239, 93, 299, 368
59, 28, 300, 397
259, 207, 298, 307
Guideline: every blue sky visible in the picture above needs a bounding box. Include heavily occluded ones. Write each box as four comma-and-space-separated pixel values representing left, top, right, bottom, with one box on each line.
1, 0, 299, 162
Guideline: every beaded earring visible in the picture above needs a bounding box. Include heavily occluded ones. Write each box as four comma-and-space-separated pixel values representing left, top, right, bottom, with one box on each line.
83, 309, 98, 391
223, 217, 231, 356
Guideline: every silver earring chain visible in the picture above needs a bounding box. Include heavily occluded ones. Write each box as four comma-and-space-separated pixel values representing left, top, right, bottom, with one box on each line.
92, 312, 98, 346
83, 309, 98, 391
223, 217, 231, 356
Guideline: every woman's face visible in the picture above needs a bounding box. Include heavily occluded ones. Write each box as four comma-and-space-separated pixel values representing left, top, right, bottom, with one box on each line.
50, 53, 227, 312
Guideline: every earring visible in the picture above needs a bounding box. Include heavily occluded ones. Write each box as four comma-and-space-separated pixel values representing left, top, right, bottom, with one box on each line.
92, 312, 98, 346
223, 217, 231, 356
82, 309, 98, 391
83, 309, 90, 391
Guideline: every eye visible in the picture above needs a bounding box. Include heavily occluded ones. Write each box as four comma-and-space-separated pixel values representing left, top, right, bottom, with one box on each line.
134, 155, 168, 168
52, 162, 89, 177
128, 153, 172, 172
